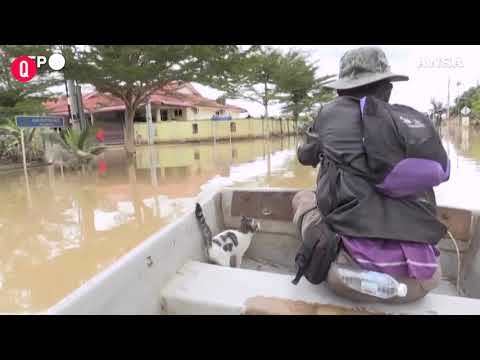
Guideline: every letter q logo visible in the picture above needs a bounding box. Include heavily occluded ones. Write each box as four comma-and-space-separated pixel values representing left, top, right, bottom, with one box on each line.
11, 56, 37, 83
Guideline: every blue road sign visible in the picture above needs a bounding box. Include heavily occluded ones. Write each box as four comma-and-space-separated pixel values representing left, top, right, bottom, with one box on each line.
211, 114, 232, 121
16, 116, 65, 128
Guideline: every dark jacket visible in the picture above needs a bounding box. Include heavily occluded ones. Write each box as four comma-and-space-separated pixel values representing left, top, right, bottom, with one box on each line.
297, 96, 447, 245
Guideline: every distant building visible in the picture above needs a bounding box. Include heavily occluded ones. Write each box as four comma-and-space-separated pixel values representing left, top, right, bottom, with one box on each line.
43, 82, 247, 144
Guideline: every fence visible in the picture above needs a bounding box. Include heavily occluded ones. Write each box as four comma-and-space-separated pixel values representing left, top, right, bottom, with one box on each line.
134, 118, 297, 144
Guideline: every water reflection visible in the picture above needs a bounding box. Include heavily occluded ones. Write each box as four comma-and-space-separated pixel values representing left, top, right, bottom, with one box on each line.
435, 125, 480, 210
1, 127, 480, 313
0, 136, 302, 312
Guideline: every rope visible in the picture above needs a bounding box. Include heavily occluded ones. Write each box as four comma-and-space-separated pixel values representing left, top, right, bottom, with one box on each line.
447, 230, 462, 296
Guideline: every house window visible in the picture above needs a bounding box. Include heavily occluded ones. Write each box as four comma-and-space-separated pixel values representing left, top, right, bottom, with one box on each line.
134, 110, 147, 123
232, 149, 237, 159
193, 108, 199, 114
174, 109, 183, 118
194, 150, 200, 160
192, 123, 198, 134
161, 110, 168, 121
230, 122, 236, 133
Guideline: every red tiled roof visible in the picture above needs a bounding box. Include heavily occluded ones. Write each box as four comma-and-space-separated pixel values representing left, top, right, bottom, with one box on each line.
43, 92, 124, 115
149, 93, 193, 108
43, 82, 247, 115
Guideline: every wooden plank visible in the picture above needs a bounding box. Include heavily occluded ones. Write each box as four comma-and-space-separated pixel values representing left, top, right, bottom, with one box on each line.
229, 193, 473, 242
231, 190, 298, 221
244, 296, 381, 315
161, 261, 480, 315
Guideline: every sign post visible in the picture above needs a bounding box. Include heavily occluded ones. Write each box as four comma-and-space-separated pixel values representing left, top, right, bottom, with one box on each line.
16, 116, 65, 129
146, 101, 154, 145
15, 116, 65, 208
20, 128, 27, 174
461, 106, 471, 127
19, 128, 32, 208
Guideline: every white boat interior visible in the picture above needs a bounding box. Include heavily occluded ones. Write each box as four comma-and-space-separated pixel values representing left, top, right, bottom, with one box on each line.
46, 188, 480, 315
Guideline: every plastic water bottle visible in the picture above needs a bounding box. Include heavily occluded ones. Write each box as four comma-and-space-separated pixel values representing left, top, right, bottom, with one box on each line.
337, 265, 408, 299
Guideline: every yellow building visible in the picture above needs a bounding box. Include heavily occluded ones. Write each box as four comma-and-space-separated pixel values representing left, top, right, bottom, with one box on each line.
134, 117, 296, 144
45, 82, 275, 145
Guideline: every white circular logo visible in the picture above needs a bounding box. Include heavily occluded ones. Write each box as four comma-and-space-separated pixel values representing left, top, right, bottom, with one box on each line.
48, 53, 65, 71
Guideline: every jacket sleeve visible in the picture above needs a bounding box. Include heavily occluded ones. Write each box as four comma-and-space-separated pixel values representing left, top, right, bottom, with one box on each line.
297, 109, 323, 167
297, 142, 321, 167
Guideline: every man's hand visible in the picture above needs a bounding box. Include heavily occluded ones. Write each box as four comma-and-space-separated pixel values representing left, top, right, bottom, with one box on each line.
297, 143, 321, 168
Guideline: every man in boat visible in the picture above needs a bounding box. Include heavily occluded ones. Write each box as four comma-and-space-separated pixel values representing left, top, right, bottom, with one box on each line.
293, 47, 450, 303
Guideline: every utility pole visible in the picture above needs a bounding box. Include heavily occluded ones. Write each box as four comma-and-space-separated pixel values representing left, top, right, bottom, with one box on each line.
66, 80, 87, 131
64, 80, 72, 123
146, 100, 153, 145
446, 76, 451, 121
457, 81, 462, 115
66, 80, 79, 130
445, 76, 451, 145
61, 46, 72, 128
76, 83, 87, 130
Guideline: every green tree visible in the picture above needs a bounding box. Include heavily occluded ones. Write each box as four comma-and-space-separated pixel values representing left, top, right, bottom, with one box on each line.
0, 118, 42, 162
275, 50, 335, 129
430, 98, 445, 129
62, 45, 245, 155
43, 127, 106, 169
471, 93, 480, 117
0, 46, 63, 163
453, 85, 480, 116
216, 95, 227, 105
0, 45, 60, 122
223, 46, 284, 119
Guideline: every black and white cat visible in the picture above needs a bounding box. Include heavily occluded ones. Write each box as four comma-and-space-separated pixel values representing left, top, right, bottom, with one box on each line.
195, 203, 260, 268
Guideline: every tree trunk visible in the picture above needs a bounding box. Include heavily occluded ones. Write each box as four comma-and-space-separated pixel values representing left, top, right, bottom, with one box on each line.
294, 111, 299, 138
124, 107, 136, 156
128, 159, 143, 226
266, 142, 271, 178
264, 81, 270, 139
78, 187, 96, 242
264, 102, 270, 139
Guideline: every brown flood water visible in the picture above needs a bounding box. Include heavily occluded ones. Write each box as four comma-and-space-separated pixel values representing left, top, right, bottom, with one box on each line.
1, 127, 480, 313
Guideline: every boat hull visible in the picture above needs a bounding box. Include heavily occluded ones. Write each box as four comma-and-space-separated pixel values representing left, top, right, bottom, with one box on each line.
42, 187, 480, 315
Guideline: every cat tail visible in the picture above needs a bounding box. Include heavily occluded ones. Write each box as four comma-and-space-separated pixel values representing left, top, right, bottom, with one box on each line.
195, 203, 213, 249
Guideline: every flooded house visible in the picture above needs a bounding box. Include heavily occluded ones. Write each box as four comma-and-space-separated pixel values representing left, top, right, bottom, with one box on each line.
43, 82, 295, 145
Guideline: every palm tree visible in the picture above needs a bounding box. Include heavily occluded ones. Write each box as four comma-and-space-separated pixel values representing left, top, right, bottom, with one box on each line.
430, 98, 444, 130
0, 118, 41, 162
43, 127, 106, 170
274, 50, 335, 134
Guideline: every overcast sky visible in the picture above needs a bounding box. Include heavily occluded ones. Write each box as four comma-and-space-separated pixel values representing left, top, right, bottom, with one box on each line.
193, 45, 480, 116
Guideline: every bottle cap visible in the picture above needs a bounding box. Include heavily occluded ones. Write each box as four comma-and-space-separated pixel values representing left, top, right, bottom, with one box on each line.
397, 283, 408, 297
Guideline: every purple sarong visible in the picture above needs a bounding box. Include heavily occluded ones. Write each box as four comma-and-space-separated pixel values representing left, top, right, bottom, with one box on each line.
341, 236, 440, 280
